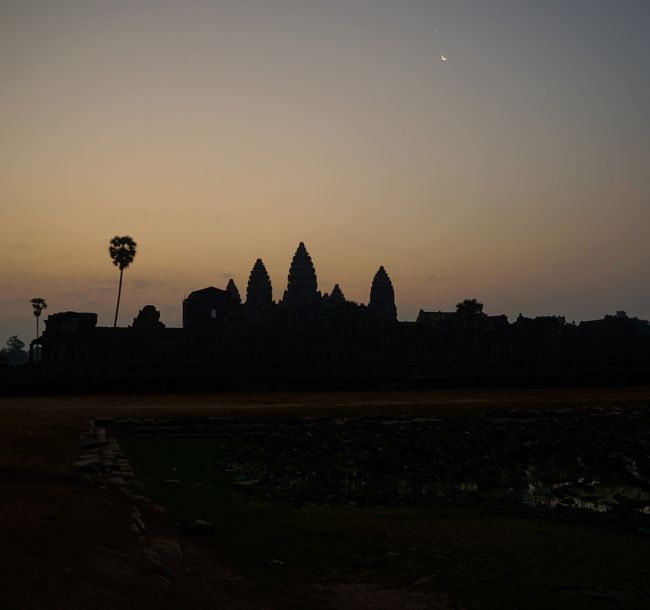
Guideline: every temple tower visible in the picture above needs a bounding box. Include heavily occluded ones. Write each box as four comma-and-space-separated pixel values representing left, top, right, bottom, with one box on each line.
368, 266, 397, 321
132, 305, 165, 330
246, 259, 273, 309
226, 278, 241, 305
329, 284, 346, 304
282, 242, 320, 308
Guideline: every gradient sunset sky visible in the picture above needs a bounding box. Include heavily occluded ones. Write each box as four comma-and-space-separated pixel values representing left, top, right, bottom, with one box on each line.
1, 0, 649, 343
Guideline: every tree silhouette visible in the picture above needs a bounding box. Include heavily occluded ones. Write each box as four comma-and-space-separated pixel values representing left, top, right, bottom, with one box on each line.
456, 299, 485, 337
30, 297, 47, 339
108, 235, 137, 327
456, 298, 484, 319
6, 335, 25, 352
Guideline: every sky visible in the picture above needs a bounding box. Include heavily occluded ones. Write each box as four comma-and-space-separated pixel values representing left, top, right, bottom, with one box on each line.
1, 0, 649, 344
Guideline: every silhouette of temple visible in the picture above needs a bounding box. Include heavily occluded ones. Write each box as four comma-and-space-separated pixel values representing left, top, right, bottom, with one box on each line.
368, 266, 397, 321
133, 305, 165, 331
282, 242, 321, 309
226, 279, 241, 305
324, 284, 346, 305
246, 258, 273, 307
29, 241, 650, 386
183, 286, 238, 332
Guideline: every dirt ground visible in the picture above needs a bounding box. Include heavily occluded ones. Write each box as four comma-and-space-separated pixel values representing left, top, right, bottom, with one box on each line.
2, 387, 650, 610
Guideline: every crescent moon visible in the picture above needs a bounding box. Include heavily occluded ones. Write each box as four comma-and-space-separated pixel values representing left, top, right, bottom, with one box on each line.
441, 54, 448, 62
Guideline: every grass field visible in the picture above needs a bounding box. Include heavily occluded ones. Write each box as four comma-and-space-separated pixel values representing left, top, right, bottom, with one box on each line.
2, 387, 650, 609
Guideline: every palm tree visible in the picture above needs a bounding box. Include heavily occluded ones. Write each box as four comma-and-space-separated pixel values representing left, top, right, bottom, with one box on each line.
30, 297, 47, 339
108, 235, 137, 327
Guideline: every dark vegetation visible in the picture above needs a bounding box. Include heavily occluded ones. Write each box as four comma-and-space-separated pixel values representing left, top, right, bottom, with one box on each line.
116, 406, 650, 517
30, 297, 47, 339
0, 335, 28, 367
108, 234, 137, 328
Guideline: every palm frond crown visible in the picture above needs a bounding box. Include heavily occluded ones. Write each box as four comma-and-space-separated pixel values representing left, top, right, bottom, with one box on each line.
30, 297, 47, 318
109, 235, 137, 270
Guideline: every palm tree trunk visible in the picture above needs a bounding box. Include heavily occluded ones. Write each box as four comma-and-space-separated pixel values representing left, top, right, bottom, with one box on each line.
114, 267, 124, 328
36, 316, 39, 339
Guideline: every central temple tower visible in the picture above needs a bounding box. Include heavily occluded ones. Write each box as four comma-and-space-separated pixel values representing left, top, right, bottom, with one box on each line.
282, 242, 320, 309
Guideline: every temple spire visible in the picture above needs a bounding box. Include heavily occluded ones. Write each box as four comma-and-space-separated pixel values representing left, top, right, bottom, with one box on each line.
226, 278, 241, 305
329, 284, 346, 304
282, 242, 320, 308
369, 266, 397, 321
246, 259, 273, 308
